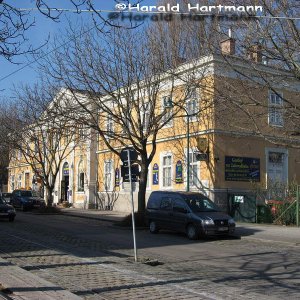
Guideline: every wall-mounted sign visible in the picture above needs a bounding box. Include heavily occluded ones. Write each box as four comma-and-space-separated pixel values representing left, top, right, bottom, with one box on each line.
175, 160, 183, 183
115, 168, 120, 187
153, 163, 159, 185
225, 156, 260, 182
63, 163, 69, 176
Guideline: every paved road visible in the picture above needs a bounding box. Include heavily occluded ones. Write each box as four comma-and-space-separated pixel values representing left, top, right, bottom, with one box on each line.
0, 212, 299, 299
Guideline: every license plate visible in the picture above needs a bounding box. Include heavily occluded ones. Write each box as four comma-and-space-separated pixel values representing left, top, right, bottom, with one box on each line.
218, 227, 228, 231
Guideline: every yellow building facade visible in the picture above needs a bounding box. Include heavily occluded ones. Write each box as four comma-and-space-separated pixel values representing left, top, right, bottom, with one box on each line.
97, 54, 300, 213
8, 52, 300, 213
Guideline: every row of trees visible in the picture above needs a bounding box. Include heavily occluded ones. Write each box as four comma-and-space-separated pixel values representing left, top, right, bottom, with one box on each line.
1, 0, 299, 212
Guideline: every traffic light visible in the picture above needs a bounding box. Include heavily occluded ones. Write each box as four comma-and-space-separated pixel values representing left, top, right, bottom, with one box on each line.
120, 147, 138, 164
120, 147, 139, 182
121, 164, 140, 182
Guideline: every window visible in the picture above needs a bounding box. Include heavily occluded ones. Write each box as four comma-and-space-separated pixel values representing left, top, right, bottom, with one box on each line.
268, 92, 283, 126
78, 125, 86, 140
141, 102, 151, 133
34, 141, 39, 153
17, 174, 22, 188
18, 150, 22, 160
161, 95, 173, 126
162, 154, 172, 187
11, 175, 15, 191
104, 160, 113, 191
173, 198, 187, 213
78, 160, 85, 192
106, 118, 114, 138
188, 150, 199, 187
186, 88, 199, 122
146, 165, 151, 189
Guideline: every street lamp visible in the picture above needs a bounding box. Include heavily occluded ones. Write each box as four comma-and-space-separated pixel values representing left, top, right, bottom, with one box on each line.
164, 98, 195, 192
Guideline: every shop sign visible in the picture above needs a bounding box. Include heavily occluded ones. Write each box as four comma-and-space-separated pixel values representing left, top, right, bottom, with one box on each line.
225, 156, 260, 182
153, 163, 159, 185
175, 160, 183, 183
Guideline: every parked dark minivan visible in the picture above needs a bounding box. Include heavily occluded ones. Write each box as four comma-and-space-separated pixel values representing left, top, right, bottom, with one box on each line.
145, 191, 235, 240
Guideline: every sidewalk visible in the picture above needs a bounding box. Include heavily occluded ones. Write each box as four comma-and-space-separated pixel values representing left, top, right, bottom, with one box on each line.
0, 258, 82, 300
60, 207, 128, 222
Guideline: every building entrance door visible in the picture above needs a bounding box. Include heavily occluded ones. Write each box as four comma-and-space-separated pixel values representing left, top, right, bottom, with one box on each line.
61, 162, 70, 202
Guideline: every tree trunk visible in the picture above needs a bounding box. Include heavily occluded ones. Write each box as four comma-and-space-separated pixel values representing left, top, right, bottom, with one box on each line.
45, 186, 54, 207
137, 157, 148, 214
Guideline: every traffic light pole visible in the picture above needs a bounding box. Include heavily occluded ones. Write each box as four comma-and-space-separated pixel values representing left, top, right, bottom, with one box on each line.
127, 149, 138, 262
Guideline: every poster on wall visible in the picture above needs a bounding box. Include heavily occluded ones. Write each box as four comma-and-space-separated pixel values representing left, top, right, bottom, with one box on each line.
153, 163, 159, 185
225, 156, 260, 182
115, 168, 120, 187
175, 160, 183, 183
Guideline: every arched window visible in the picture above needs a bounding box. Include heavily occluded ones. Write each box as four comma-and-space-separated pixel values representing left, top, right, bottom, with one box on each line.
78, 160, 85, 192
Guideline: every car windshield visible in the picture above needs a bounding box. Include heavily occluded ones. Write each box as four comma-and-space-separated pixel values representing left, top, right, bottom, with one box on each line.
184, 195, 220, 212
20, 191, 33, 197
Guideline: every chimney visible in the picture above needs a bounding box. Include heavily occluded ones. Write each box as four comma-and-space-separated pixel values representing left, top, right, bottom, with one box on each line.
220, 38, 236, 55
220, 30, 236, 56
247, 44, 262, 63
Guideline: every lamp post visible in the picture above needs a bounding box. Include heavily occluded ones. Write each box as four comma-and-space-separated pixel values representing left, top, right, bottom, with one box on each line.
164, 99, 191, 192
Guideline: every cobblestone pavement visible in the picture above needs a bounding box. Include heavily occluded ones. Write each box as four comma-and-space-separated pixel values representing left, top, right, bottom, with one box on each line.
0, 213, 299, 300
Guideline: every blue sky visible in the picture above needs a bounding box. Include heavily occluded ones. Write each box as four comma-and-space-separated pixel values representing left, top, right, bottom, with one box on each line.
0, 0, 154, 100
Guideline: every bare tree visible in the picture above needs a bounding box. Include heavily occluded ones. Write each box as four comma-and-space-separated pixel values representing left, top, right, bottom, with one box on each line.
212, 0, 300, 145
38, 23, 215, 214
3, 83, 82, 206
0, 0, 142, 61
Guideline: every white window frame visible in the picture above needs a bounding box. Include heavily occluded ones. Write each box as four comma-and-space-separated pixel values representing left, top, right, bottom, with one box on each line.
161, 95, 173, 128
141, 102, 151, 133
11, 175, 15, 191
185, 148, 200, 189
104, 160, 114, 191
265, 147, 288, 188
77, 160, 85, 192
160, 152, 173, 189
146, 163, 151, 190
268, 91, 284, 127
185, 88, 199, 122
106, 118, 114, 139
17, 174, 22, 189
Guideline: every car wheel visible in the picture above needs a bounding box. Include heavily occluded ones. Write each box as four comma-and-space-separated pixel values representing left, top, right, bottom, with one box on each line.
186, 224, 198, 240
9, 216, 15, 222
149, 220, 159, 234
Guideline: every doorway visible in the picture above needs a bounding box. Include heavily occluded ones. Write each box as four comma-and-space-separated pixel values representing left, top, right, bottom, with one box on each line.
61, 162, 70, 202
